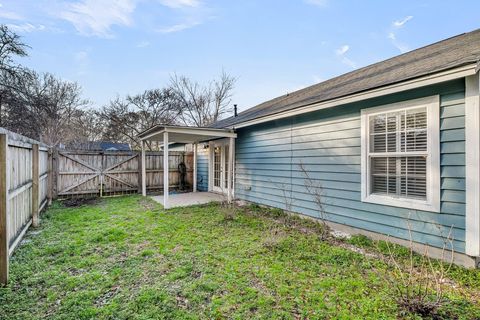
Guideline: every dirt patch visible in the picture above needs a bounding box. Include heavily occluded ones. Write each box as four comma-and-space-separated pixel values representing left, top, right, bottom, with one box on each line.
139, 198, 156, 211
62, 197, 98, 207
94, 285, 121, 307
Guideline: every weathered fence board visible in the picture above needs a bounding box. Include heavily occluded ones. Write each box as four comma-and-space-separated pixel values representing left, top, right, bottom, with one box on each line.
55, 150, 193, 198
0, 134, 8, 284
1, 127, 194, 284
0, 128, 51, 284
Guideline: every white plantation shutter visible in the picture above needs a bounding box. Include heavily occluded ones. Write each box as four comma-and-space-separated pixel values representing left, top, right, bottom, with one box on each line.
368, 107, 428, 200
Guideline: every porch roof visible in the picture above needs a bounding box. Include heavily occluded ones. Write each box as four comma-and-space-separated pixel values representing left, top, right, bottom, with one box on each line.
138, 125, 236, 143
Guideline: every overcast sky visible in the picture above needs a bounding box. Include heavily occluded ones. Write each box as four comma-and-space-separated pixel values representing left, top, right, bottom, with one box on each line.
2, 0, 480, 112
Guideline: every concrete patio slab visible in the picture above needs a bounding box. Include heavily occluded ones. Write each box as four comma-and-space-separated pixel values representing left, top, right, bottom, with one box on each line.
151, 192, 225, 208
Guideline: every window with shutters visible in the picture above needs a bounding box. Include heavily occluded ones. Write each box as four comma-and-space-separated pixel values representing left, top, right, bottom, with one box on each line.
361, 96, 440, 212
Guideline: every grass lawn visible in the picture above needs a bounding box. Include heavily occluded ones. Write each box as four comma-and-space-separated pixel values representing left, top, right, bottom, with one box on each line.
1, 196, 479, 319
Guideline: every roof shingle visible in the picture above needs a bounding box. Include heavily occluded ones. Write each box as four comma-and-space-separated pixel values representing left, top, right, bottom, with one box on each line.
213, 29, 480, 128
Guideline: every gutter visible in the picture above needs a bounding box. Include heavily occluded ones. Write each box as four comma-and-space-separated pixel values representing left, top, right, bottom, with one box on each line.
229, 63, 478, 130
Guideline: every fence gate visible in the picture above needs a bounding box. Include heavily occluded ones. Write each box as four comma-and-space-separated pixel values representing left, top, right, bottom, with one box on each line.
56, 151, 140, 197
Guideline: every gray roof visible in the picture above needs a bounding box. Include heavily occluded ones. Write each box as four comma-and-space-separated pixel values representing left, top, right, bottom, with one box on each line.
98, 142, 131, 151
213, 29, 480, 129
68, 141, 131, 151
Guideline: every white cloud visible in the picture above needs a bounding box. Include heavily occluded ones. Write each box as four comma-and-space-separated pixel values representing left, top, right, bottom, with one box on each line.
390, 39, 410, 53
6, 23, 46, 33
335, 44, 356, 69
388, 15, 413, 53
340, 57, 356, 68
0, 7, 24, 20
157, 20, 200, 33
75, 50, 89, 62
59, 0, 137, 38
157, 0, 211, 34
57, 0, 207, 37
335, 45, 349, 56
313, 75, 324, 83
304, 0, 328, 7
74, 50, 90, 75
159, 0, 200, 8
136, 40, 150, 48
393, 15, 413, 28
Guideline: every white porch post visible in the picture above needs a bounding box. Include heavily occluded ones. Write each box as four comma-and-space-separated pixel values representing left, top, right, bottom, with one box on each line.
208, 141, 213, 192
227, 137, 234, 203
465, 73, 480, 258
163, 132, 169, 209
141, 140, 146, 196
193, 142, 197, 192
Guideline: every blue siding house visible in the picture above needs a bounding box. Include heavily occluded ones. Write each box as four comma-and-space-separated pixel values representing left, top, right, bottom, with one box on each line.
139, 29, 480, 267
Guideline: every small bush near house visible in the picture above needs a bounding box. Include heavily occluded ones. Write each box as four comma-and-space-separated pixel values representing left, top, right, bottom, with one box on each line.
0, 196, 479, 319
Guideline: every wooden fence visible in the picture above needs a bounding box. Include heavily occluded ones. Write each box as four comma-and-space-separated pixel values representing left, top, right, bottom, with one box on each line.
0, 128, 52, 285
0, 127, 195, 284
54, 150, 194, 198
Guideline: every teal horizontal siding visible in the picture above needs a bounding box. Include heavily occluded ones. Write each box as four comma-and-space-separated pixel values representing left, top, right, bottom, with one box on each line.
197, 148, 208, 191
440, 129, 465, 142
441, 178, 465, 191
234, 81, 466, 253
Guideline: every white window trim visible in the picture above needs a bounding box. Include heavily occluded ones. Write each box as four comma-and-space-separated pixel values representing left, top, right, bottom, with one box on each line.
361, 95, 441, 212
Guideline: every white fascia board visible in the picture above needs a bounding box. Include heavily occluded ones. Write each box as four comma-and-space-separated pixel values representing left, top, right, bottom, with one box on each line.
165, 127, 237, 138
139, 130, 166, 141
233, 64, 477, 129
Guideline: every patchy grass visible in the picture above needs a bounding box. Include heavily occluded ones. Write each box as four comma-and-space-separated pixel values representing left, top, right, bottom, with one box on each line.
0, 196, 479, 319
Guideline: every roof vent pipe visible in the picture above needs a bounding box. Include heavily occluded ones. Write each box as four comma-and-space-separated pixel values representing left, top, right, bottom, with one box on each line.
234, 104, 238, 117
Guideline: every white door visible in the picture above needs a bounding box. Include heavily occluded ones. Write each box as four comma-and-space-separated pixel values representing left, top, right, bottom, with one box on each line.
212, 145, 222, 193
212, 143, 230, 194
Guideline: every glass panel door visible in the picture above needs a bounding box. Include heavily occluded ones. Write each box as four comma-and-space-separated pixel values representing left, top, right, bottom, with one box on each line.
211, 142, 232, 194
213, 146, 221, 192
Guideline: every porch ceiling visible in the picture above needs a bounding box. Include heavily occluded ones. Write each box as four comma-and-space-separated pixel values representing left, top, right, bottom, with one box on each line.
138, 125, 236, 143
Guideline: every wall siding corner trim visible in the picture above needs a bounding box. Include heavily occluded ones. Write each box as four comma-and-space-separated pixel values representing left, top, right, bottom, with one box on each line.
465, 73, 480, 257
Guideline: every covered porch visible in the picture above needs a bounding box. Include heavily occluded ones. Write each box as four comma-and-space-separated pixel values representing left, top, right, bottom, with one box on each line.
138, 125, 237, 209
150, 191, 225, 208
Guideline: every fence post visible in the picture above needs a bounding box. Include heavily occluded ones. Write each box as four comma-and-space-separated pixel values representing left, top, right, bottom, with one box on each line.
137, 152, 142, 194
141, 141, 147, 196
47, 148, 53, 205
53, 149, 59, 199
99, 152, 104, 197
0, 134, 9, 285
32, 144, 39, 228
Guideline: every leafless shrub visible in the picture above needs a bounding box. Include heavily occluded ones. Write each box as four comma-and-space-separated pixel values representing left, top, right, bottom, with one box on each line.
382, 221, 455, 319
222, 204, 237, 221
262, 226, 287, 250
273, 181, 294, 212
298, 161, 330, 240
218, 188, 238, 222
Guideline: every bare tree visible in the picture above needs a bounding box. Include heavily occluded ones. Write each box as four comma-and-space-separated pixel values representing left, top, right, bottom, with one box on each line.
0, 24, 30, 127
0, 24, 29, 81
2, 71, 89, 146
100, 88, 181, 150
66, 109, 106, 149
170, 70, 236, 127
